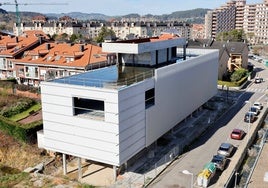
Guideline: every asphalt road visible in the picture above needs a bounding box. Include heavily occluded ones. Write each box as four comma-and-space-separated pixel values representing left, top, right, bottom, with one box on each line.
147, 59, 268, 188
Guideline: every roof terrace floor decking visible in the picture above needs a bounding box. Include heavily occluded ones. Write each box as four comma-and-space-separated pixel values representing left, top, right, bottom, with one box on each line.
49, 56, 192, 90
51, 65, 155, 90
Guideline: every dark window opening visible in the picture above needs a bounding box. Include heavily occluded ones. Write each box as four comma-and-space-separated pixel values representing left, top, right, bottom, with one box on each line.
73, 97, 104, 118
145, 88, 155, 109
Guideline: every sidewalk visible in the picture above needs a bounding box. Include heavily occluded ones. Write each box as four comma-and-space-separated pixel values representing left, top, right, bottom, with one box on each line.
61, 90, 239, 187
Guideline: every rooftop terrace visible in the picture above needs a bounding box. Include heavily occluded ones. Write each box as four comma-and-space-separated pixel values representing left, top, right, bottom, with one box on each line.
49, 51, 200, 90
51, 65, 155, 90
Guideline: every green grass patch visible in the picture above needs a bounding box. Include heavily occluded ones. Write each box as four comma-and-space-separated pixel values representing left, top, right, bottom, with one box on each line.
0, 171, 30, 187
9, 103, 41, 122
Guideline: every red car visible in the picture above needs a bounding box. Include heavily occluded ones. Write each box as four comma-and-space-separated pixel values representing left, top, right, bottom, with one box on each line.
230, 129, 245, 140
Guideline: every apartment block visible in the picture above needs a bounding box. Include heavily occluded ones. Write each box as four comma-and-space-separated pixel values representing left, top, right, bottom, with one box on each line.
0, 30, 49, 80
14, 21, 191, 40
12, 42, 115, 86
205, 0, 268, 44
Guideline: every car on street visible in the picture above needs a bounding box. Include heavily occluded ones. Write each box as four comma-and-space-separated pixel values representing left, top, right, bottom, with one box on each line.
211, 154, 227, 171
230, 129, 245, 140
253, 102, 263, 110
255, 77, 262, 84
244, 112, 256, 123
217, 143, 234, 157
249, 106, 260, 116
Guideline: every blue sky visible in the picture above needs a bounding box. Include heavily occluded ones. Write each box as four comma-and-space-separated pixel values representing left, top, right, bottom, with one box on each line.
1, 0, 262, 15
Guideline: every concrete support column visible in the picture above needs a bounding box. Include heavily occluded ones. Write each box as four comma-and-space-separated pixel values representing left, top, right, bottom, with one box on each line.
156, 50, 158, 66
62, 153, 67, 175
113, 165, 117, 182
183, 45, 186, 60
78, 157, 82, 179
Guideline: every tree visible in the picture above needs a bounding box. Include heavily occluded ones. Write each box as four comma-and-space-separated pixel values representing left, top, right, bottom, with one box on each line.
70, 34, 78, 42
94, 26, 116, 43
216, 29, 246, 42
230, 68, 248, 82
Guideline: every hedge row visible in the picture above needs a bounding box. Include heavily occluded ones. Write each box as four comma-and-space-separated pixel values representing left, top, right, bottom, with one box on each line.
0, 116, 42, 142
0, 98, 36, 118
218, 75, 248, 87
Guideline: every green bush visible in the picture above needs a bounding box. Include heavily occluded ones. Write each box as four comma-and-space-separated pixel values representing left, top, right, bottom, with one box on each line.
0, 98, 36, 118
218, 75, 248, 87
0, 116, 42, 142
230, 68, 248, 82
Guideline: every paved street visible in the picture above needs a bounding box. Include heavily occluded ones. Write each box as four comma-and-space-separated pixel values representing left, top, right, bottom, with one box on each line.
147, 59, 268, 188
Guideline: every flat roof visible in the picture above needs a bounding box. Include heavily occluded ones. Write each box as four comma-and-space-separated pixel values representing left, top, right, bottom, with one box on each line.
51, 65, 155, 90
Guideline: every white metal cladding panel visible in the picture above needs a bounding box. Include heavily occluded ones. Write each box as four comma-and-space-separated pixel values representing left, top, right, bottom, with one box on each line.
102, 43, 139, 54
42, 111, 119, 134
42, 102, 73, 116
102, 38, 186, 54
44, 120, 119, 144
41, 94, 72, 107
41, 82, 119, 123
119, 121, 145, 144
119, 110, 146, 132
118, 102, 145, 123
119, 94, 144, 112
119, 137, 146, 163
41, 82, 119, 103
146, 50, 219, 146
117, 83, 147, 164
105, 101, 119, 124
44, 139, 120, 165
44, 129, 119, 152
118, 82, 145, 101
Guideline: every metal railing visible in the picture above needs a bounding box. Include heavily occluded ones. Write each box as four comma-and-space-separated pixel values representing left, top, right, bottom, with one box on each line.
55, 69, 155, 90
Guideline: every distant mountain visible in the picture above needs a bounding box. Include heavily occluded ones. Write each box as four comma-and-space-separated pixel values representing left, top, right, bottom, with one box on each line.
44, 8, 210, 23
1, 8, 210, 24
45, 12, 111, 21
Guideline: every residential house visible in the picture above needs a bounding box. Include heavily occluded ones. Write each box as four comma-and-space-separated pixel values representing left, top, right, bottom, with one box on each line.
0, 30, 49, 79
187, 39, 248, 80
12, 42, 116, 86
37, 34, 219, 179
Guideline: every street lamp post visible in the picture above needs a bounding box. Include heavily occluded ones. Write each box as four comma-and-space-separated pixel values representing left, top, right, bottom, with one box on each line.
182, 170, 193, 188
234, 171, 239, 188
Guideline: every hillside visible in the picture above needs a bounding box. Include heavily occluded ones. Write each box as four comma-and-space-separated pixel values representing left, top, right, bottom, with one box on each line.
0, 8, 210, 24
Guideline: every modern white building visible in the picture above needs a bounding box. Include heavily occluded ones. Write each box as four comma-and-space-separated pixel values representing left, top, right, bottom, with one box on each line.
37, 34, 219, 179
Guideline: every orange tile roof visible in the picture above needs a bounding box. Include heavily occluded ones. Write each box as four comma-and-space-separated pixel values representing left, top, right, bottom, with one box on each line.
0, 30, 49, 57
13, 42, 108, 68
150, 33, 179, 42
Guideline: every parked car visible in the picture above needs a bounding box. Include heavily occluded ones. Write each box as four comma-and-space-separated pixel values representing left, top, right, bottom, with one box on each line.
211, 154, 227, 171
230, 129, 245, 140
255, 77, 262, 84
217, 143, 234, 157
249, 106, 260, 116
253, 102, 263, 110
244, 112, 256, 123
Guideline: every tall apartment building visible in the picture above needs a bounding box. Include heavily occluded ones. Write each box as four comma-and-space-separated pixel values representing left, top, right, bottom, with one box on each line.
254, 2, 268, 44
205, 1, 236, 38
206, 0, 268, 44
235, 0, 247, 30
243, 4, 256, 43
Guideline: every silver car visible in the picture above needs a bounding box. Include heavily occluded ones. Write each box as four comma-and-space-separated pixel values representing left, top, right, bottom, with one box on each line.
217, 143, 234, 157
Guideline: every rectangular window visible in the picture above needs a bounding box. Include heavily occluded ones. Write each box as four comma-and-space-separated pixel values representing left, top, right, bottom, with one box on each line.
73, 97, 104, 119
145, 88, 155, 109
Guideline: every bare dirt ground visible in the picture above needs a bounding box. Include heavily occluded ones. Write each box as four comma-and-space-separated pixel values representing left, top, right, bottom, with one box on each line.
18, 110, 42, 124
